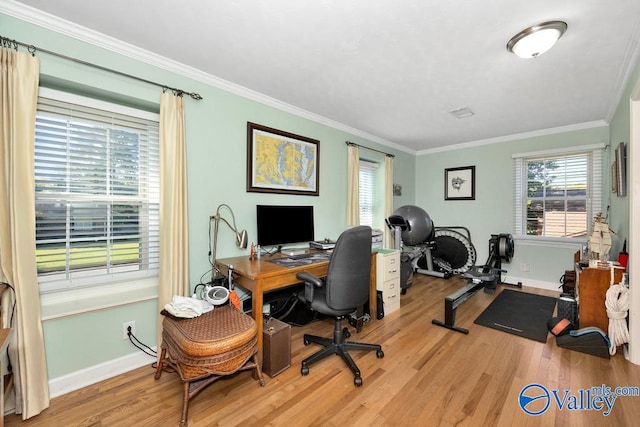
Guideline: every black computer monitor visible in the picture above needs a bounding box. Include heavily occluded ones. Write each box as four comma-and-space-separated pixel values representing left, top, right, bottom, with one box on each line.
256, 205, 314, 247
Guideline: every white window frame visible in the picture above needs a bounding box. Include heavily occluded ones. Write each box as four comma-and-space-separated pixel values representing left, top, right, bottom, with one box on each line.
513, 144, 604, 245
35, 88, 160, 303
359, 159, 379, 228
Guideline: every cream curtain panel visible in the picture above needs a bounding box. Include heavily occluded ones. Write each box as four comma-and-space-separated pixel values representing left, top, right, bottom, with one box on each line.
0, 48, 50, 418
347, 144, 360, 226
157, 92, 190, 354
384, 155, 394, 248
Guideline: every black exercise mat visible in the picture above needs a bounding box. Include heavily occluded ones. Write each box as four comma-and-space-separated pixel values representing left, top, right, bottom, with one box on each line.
474, 289, 557, 342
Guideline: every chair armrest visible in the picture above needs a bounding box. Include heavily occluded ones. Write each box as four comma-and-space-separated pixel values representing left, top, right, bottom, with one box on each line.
296, 271, 324, 303
296, 271, 323, 287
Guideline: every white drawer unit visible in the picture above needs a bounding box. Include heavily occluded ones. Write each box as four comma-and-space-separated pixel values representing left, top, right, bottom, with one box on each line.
376, 249, 401, 314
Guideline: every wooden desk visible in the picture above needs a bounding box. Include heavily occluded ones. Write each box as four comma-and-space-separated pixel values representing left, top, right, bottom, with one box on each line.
216, 252, 377, 359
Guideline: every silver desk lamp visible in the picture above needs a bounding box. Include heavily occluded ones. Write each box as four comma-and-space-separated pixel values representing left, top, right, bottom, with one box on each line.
210, 204, 248, 283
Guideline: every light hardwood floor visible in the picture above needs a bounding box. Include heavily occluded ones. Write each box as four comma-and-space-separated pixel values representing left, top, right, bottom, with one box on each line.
6, 274, 640, 426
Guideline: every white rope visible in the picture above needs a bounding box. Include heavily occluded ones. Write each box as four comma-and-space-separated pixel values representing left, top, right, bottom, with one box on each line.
606, 276, 629, 355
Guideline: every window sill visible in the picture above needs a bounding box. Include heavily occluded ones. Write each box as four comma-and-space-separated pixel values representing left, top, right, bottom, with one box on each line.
513, 235, 586, 249
40, 277, 158, 320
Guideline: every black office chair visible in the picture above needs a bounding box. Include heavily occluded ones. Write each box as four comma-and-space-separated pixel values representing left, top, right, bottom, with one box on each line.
296, 225, 384, 386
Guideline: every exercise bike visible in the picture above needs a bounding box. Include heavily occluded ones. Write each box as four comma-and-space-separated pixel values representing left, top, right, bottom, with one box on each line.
386, 208, 478, 293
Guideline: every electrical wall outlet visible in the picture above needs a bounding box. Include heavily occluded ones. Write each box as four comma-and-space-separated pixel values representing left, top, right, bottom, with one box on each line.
519, 263, 530, 272
123, 321, 136, 340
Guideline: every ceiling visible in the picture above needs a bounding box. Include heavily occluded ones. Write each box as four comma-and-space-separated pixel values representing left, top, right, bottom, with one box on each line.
6, 0, 640, 153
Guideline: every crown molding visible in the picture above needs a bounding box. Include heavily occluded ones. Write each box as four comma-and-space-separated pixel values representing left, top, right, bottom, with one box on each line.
0, 0, 413, 155
604, 16, 640, 123
416, 120, 609, 156
0, 1, 624, 157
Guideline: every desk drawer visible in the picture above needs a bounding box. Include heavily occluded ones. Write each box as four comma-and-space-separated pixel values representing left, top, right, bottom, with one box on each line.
383, 255, 400, 279
381, 278, 400, 314
377, 250, 400, 282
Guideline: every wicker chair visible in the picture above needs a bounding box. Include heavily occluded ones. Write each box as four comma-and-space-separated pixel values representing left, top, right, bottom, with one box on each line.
155, 305, 265, 426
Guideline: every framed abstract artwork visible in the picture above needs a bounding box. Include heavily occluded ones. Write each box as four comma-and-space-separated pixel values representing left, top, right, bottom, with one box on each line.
444, 166, 475, 200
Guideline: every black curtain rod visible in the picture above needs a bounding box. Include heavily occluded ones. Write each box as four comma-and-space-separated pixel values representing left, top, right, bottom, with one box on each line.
1, 35, 203, 100
345, 141, 395, 158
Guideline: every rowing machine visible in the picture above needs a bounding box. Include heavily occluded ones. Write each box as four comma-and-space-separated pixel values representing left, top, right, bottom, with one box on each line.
431, 265, 505, 334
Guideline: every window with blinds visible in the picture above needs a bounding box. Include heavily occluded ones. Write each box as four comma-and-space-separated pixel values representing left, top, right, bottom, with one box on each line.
35, 89, 160, 293
513, 145, 603, 240
359, 160, 378, 227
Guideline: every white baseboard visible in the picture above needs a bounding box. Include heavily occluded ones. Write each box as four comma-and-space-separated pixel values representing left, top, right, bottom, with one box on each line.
46, 278, 559, 398
506, 276, 560, 292
49, 349, 157, 398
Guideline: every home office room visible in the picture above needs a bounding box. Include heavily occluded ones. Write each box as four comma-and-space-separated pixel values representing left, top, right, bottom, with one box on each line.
1, 1, 640, 426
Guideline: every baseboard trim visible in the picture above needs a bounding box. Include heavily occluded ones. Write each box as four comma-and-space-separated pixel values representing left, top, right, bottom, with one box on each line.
49, 349, 156, 398
507, 276, 560, 292
46, 277, 558, 398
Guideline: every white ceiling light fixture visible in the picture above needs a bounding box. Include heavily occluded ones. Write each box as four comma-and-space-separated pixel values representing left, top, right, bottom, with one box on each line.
507, 21, 568, 59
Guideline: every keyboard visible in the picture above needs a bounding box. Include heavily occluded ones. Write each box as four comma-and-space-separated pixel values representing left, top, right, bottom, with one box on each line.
288, 253, 316, 260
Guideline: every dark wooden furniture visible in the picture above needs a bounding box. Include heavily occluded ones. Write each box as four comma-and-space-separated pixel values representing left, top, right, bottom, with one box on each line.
0, 284, 12, 427
0, 328, 11, 427
576, 266, 624, 332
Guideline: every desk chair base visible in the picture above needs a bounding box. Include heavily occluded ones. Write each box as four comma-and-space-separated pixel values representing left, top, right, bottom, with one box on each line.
301, 316, 384, 386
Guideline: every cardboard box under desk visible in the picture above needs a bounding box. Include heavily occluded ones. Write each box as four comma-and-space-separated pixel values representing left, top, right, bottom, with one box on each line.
262, 317, 291, 377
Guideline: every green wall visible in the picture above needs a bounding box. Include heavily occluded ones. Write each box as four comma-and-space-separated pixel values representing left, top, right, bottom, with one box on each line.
1, 14, 415, 380
413, 53, 640, 287
3, 9, 637, 384
415, 127, 611, 286
608, 57, 640, 255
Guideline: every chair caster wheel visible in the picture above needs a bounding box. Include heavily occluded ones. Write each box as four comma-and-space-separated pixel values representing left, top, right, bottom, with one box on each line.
343, 327, 351, 338
354, 376, 363, 387
376, 349, 384, 358
301, 366, 309, 376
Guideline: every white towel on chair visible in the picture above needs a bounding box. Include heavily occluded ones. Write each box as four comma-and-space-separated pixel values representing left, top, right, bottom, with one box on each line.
164, 295, 214, 318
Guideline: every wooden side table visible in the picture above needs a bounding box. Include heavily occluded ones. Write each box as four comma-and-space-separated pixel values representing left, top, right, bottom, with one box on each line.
576, 266, 624, 332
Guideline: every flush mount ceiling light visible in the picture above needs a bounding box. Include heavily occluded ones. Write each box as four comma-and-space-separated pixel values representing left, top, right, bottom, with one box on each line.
507, 21, 567, 59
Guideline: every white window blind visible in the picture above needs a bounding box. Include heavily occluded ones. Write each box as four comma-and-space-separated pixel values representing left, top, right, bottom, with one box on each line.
513, 145, 603, 240
35, 89, 160, 293
359, 160, 378, 227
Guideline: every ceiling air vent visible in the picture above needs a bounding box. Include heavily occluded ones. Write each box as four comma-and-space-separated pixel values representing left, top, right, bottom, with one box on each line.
449, 107, 474, 119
